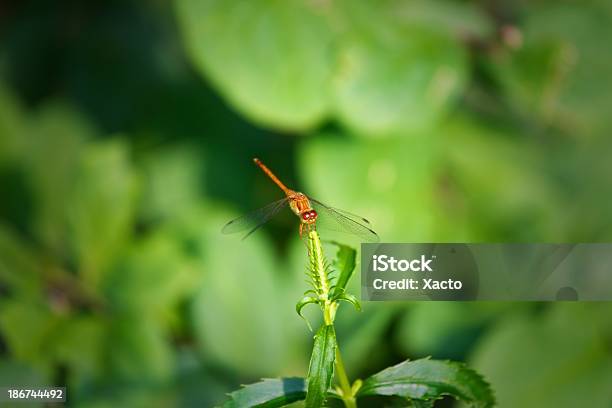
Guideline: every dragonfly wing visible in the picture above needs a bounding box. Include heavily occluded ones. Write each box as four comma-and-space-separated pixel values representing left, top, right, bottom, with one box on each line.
309, 198, 372, 225
309, 199, 379, 243
222, 198, 289, 239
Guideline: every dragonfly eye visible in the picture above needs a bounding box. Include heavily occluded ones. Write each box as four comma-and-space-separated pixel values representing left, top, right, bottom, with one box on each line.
302, 212, 310, 220
310, 210, 318, 219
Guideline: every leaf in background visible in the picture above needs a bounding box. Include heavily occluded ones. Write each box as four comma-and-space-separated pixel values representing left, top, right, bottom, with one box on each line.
338, 304, 400, 375
26, 103, 94, 255
138, 144, 204, 223
47, 316, 105, 387
107, 316, 173, 383
189, 206, 305, 376
395, 303, 520, 360
68, 139, 138, 287
175, 0, 334, 130
0, 225, 42, 295
358, 357, 494, 407
332, 1, 468, 135
76, 386, 177, 408
330, 242, 356, 298
0, 298, 107, 390
0, 83, 28, 162
385, 0, 492, 40
300, 134, 438, 242
174, 348, 233, 407
490, 3, 612, 136
0, 360, 47, 408
222, 378, 306, 408
0, 299, 58, 368
105, 229, 199, 321
469, 304, 612, 408
438, 116, 563, 241
411, 400, 435, 408
305, 324, 336, 408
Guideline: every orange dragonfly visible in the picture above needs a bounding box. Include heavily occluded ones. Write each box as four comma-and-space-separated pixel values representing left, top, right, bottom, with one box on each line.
222, 158, 379, 242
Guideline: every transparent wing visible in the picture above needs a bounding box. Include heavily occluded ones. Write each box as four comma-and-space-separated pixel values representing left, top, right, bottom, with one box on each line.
314, 202, 371, 225
222, 198, 289, 239
309, 198, 379, 243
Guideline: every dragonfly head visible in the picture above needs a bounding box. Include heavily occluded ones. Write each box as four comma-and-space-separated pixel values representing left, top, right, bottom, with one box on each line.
301, 209, 318, 224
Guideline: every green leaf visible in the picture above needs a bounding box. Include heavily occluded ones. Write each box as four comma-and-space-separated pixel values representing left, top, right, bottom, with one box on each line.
296, 296, 320, 331
411, 399, 435, 408
0, 83, 28, 162
0, 359, 47, 387
48, 317, 105, 387
0, 224, 42, 295
299, 134, 438, 242
306, 230, 333, 297
330, 242, 356, 298
470, 304, 612, 408
176, 0, 334, 130
138, 143, 204, 223
189, 206, 305, 376
490, 3, 612, 136
0, 359, 48, 408
222, 378, 306, 408
74, 387, 175, 408
438, 116, 560, 240
333, 293, 361, 311
358, 357, 495, 407
305, 325, 337, 407
395, 303, 519, 359
339, 305, 400, 375
383, 0, 492, 39
27, 103, 94, 255
105, 229, 199, 318
107, 316, 173, 382
68, 139, 138, 286
333, 1, 468, 135
0, 299, 58, 367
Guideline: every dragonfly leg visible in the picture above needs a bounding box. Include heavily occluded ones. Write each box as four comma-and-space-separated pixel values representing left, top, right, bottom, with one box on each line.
299, 223, 311, 253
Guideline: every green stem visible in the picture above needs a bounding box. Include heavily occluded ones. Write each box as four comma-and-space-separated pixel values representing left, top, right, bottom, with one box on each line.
323, 301, 333, 325
306, 230, 358, 406
308, 230, 330, 296
335, 347, 357, 408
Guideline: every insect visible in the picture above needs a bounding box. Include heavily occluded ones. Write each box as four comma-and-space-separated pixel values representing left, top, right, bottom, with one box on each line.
222, 158, 379, 242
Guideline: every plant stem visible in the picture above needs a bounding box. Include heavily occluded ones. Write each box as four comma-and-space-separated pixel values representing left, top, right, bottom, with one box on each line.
323, 301, 333, 325
308, 230, 330, 296
306, 230, 357, 406
335, 347, 357, 408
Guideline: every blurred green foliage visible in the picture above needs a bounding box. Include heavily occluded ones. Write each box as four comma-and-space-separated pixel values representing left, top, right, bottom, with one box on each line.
1, 0, 612, 407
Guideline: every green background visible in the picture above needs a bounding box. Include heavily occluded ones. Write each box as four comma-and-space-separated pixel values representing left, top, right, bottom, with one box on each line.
1, 0, 612, 406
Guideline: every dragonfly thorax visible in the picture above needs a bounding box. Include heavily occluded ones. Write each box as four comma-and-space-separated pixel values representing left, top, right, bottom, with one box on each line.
289, 192, 316, 224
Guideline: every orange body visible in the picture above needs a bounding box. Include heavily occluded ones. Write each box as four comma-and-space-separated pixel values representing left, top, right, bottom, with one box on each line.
253, 158, 318, 231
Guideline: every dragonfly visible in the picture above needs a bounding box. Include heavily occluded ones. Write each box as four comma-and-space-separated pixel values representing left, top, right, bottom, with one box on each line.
222, 158, 379, 242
